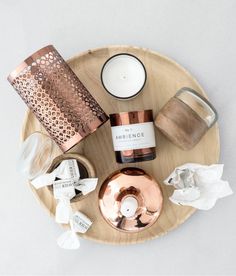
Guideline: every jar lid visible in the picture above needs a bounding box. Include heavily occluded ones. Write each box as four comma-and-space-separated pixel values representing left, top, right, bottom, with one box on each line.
98, 167, 163, 232
110, 109, 153, 126
175, 87, 218, 127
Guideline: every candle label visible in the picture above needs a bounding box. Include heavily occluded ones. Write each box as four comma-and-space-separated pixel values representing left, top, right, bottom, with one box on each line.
111, 122, 156, 151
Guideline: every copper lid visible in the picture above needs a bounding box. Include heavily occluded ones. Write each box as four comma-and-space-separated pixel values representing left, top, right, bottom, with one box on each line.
110, 109, 153, 127
99, 167, 163, 232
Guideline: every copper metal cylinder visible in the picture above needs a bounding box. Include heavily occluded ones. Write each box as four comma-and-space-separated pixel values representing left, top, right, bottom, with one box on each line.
8, 45, 108, 152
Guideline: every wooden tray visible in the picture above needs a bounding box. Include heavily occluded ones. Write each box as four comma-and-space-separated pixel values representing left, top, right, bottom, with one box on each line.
21, 45, 220, 245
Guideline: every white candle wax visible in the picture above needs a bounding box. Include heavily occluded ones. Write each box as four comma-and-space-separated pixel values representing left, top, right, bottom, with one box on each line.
120, 196, 138, 218
101, 54, 146, 99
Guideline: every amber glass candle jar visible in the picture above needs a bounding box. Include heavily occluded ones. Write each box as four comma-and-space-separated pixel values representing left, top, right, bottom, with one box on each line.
155, 87, 218, 150
110, 110, 156, 163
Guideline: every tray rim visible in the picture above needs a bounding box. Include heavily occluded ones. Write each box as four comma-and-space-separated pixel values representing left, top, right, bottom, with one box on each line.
21, 45, 220, 245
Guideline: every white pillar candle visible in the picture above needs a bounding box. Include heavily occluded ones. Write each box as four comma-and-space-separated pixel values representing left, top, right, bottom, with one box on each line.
120, 196, 138, 218
101, 54, 146, 100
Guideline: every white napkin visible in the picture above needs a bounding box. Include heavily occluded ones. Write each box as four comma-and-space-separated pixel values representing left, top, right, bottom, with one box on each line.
53, 178, 75, 223
57, 230, 80, 250
31, 159, 80, 188
30, 159, 98, 223
31, 159, 98, 195
74, 178, 98, 195
57, 211, 92, 250
164, 163, 233, 210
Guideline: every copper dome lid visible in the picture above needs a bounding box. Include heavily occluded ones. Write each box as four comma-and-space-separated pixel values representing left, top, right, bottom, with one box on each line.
99, 167, 163, 232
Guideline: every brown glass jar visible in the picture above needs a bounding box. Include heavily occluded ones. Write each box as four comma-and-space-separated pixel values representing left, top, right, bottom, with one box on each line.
110, 110, 156, 163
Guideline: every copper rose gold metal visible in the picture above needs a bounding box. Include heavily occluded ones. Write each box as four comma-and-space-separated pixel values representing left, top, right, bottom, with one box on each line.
110, 109, 153, 126
99, 167, 163, 232
8, 45, 108, 152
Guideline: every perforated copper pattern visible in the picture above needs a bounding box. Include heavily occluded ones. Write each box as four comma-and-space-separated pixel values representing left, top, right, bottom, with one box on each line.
8, 45, 108, 151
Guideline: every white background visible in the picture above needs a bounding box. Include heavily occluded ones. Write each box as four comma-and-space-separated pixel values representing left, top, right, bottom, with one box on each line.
0, 0, 236, 275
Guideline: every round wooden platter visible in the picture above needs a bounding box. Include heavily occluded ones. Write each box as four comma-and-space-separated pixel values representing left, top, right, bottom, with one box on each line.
21, 45, 220, 245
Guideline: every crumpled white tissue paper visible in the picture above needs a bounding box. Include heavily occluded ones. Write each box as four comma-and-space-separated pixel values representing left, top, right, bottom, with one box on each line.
57, 211, 92, 250
164, 163, 233, 210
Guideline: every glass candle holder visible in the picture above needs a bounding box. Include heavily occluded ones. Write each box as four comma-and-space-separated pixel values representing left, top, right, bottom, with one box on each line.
154, 87, 218, 150
101, 53, 147, 100
110, 110, 156, 163
17, 132, 58, 180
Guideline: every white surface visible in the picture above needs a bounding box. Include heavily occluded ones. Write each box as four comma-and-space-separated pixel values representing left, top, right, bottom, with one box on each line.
0, 0, 236, 275
101, 54, 146, 98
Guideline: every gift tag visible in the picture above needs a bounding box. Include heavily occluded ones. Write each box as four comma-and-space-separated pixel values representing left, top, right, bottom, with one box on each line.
71, 211, 92, 233
57, 211, 92, 249
53, 179, 76, 199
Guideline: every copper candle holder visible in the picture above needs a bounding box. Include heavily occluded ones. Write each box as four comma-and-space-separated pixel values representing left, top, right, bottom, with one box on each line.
99, 167, 163, 232
8, 45, 108, 152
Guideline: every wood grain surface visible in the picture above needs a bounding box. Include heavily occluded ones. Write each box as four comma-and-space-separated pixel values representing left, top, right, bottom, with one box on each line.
21, 45, 220, 244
